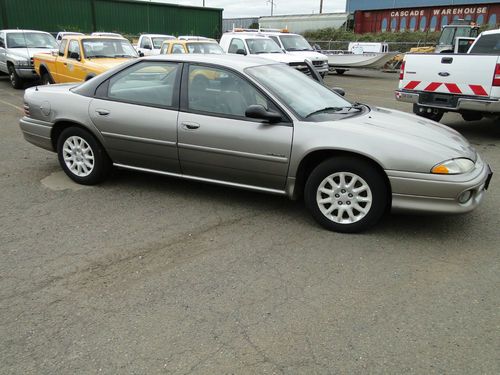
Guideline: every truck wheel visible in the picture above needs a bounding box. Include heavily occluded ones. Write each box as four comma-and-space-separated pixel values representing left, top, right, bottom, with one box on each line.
304, 157, 388, 233
335, 69, 346, 75
413, 104, 444, 122
41, 71, 53, 85
8, 65, 23, 89
461, 112, 483, 122
57, 127, 112, 185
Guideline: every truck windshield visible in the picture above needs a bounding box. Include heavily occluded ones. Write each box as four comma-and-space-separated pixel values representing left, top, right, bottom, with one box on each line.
186, 42, 224, 54
6, 32, 57, 49
83, 39, 138, 58
246, 64, 353, 120
469, 34, 500, 54
280, 35, 313, 51
152, 37, 174, 49
246, 39, 283, 54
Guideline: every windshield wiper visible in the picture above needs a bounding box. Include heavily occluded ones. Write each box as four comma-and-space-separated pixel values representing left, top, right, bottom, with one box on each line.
305, 107, 343, 118
86, 55, 110, 58
114, 54, 137, 58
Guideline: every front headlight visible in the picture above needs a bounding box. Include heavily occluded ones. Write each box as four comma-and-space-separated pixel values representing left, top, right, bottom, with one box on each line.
15, 59, 31, 68
431, 158, 475, 174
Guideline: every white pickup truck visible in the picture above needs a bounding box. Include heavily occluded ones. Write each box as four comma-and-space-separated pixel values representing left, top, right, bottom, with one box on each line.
395, 29, 500, 122
135, 34, 175, 56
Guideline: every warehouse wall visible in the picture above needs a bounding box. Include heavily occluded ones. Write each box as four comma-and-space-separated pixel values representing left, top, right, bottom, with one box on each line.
346, 0, 500, 12
0, 0, 223, 38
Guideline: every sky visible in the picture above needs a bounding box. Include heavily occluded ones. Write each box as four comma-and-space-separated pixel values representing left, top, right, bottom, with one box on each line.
139, 0, 348, 18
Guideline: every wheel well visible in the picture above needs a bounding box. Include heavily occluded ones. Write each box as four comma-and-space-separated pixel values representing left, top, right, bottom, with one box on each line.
7, 61, 14, 70
51, 121, 97, 151
294, 150, 392, 208
39, 65, 48, 75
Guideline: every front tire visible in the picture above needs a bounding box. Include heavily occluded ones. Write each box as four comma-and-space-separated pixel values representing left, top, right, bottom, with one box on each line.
8, 65, 23, 89
461, 112, 483, 122
41, 71, 53, 85
304, 157, 388, 233
335, 69, 346, 75
57, 127, 111, 185
413, 104, 444, 122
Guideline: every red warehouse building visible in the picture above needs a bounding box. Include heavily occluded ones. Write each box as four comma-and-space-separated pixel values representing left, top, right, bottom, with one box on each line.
354, 2, 500, 33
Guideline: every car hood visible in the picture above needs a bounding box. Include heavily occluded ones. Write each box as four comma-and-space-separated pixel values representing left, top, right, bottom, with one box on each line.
254, 53, 304, 64
9, 48, 58, 60
84, 58, 136, 71
285, 50, 328, 61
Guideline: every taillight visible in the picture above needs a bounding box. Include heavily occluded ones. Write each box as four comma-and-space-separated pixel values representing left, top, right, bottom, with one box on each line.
399, 60, 406, 80
493, 64, 500, 87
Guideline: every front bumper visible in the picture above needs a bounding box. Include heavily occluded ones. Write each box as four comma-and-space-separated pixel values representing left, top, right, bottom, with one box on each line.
15, 66, 39, 79
388, 156, 492, 214
395, 90, 500, 113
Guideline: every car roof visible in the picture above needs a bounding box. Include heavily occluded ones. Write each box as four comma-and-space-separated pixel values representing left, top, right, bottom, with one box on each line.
481, 28, 500, 36
1, 29, 52, 34
162, 39, 218, 45
64, 35, 127, 41
141, 34, 175, 38
222, 32, 273, 40
144, 53, 277, 69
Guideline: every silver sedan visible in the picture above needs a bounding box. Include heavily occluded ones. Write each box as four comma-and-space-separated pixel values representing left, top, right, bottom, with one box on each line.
20, 54, 492, 232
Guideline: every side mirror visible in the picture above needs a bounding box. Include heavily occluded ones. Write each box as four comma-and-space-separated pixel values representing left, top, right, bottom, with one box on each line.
331, 87, 346, 96
236, 48, 247, 56
245, 105, 282, 123
139, 51, 145, 57
143, 44, 152, 50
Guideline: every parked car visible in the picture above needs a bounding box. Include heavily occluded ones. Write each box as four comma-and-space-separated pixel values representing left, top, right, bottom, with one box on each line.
34, 35, 138, 84
219, 30, 309, 73
55, 31, 84, 44
396, 29, 500, 122
135, 34, 175, 56
159, 38, 224, 55
256, 28, 329, 77
0, 29, 58, 88
20, 55, 492, 233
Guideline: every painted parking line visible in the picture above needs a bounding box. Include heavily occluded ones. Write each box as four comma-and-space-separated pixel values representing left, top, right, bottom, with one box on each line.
0, 98, 23, 112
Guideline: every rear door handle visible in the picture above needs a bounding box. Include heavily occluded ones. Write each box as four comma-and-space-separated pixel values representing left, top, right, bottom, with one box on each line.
181, 122, 200, 130
96, 109, 110, 116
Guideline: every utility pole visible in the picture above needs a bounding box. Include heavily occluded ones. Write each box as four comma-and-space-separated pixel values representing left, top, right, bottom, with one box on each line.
266, 0, 276, 16
320, 0, 323, 14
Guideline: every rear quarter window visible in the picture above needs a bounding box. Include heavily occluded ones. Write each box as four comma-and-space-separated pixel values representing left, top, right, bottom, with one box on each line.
469, 34, 500, 54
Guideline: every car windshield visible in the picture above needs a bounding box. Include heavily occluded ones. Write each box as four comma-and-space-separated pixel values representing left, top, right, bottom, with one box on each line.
152, 37, 173, 49
246, 38, 283, 54
6, 32, 57, 49
186, 42, 224, 54
280, 35, 313, 51
83, 39, 138, 58
246, 64, 354, 120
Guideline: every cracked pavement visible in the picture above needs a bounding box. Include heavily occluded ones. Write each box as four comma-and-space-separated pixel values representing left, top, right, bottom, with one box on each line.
0, 71, 499, 374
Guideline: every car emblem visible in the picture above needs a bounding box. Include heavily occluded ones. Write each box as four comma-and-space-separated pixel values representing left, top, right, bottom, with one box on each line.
438, 72, 450, 77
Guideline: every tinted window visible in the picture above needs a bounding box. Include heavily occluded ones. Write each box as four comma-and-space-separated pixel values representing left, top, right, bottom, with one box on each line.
59, 39, 68, 56
188, 65, 271, 118
228, 38, 245, 54
469, 34, 500, 54
108, 62, 180, 107
68, 40, 81, 60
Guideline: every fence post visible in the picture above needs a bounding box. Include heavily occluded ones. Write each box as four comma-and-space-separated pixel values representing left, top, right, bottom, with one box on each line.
91, 0, 97, 32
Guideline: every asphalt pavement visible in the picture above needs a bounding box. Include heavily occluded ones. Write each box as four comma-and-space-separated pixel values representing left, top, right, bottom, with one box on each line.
0, 70, 499, 374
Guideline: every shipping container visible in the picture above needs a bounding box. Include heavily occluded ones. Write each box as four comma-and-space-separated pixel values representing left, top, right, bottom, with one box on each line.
259, 13, 349, 34
354, 2, 500, 33
0, 0, 223, 39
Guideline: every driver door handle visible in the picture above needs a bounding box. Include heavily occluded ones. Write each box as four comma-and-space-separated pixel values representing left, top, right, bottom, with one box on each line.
181, 122, 200, 130
96, 109, 110, 116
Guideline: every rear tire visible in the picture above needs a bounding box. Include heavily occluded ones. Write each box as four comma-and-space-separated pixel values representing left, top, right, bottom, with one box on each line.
304, 157, 388, 233
57, 127, 112, 185
413, 104, 444, 122
335, 69, 346, 75
8, 65, 23, 89
41, 71, 53, 85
